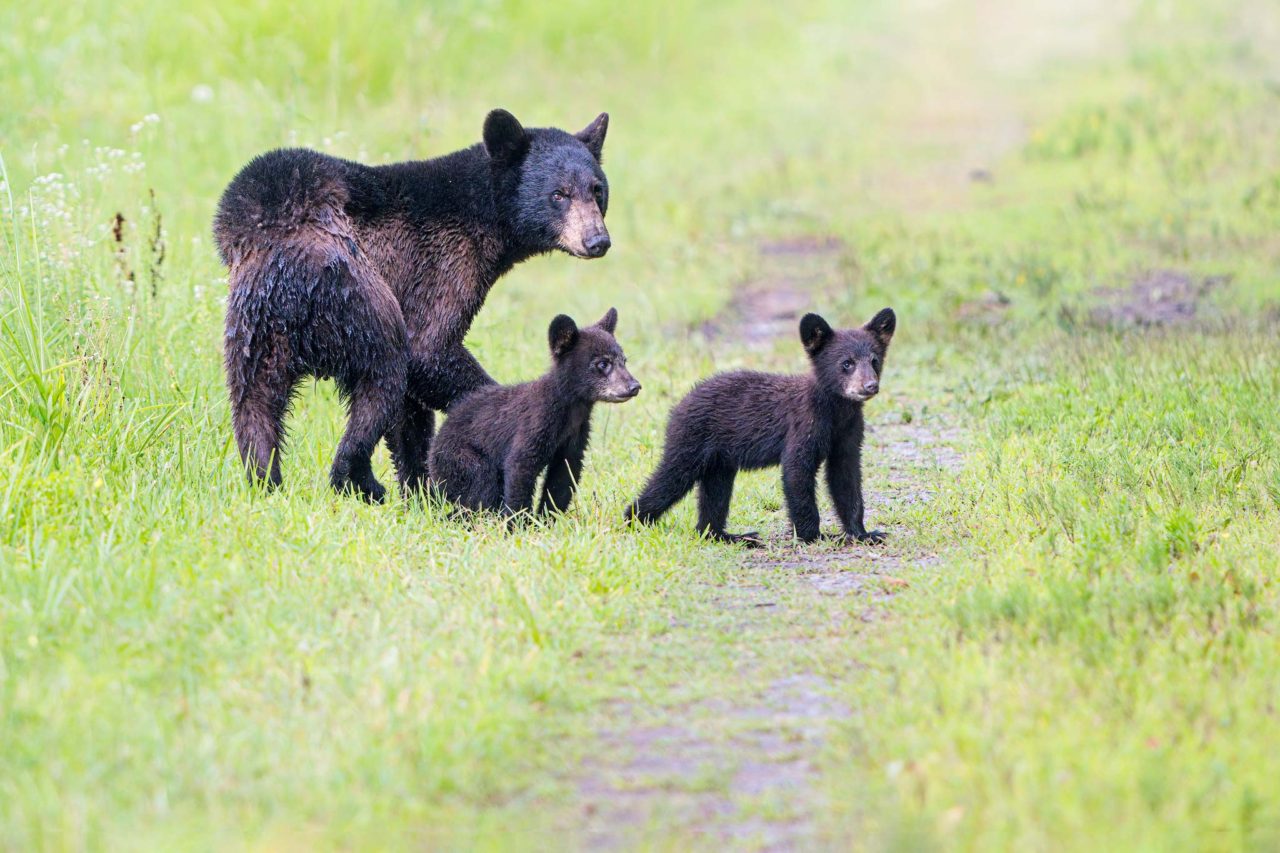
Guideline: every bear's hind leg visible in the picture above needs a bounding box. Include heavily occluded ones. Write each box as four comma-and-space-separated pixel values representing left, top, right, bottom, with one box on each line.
697, 465, 761, 547
432, 448, 501, 513
226, 332, 297, 490
389, 391, 435, 495
332, 354, 407, 503
626, 456, 700, 526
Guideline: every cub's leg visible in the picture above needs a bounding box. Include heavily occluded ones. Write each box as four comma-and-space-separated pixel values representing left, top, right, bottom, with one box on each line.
430, 441, 503, 512
827, 433, 885, 543
539, 432, 588, 515
501, 440, 546, 520
627, 455, 700, 526
781, 442, 822, 543
697, 464, 761, 547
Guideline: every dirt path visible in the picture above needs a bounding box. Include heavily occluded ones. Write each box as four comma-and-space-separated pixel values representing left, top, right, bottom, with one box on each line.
567, 2, 1136, 845
571, 238, 965, 850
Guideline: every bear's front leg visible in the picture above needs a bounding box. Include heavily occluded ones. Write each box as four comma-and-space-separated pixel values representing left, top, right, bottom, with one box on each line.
826, 432, 886, 544
539, 433, 587, 515
501, 440, 544, 525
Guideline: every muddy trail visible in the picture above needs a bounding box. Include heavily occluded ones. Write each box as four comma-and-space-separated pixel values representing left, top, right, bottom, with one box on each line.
570, 237, 966, 850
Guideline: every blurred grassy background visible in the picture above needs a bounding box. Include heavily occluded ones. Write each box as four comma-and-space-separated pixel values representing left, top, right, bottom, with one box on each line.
2, 0, 1280, 848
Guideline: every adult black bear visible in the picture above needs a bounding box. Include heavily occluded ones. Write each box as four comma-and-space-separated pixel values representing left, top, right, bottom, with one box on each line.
626, 309, 896, 545
213, 109, 611, 501
428, 308, 640, 518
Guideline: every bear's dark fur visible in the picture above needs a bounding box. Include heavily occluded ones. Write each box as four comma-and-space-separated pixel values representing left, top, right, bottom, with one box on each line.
428, 308, 640, 518
626, 308, 896, 545
213, 109, 611, 501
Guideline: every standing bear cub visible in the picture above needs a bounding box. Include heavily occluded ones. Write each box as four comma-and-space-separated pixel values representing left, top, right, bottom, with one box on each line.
626, 308, 896, 546
429, 308, 640, 519
214, 109, 610, 502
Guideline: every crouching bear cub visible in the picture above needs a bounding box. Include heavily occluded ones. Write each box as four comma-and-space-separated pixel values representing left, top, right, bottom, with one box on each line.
429, 308, 640, 518
627, 308, 896, 546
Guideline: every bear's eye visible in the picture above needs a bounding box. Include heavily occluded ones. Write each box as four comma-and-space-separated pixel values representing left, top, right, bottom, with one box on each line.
872, 357, 881, 370
841, 359, 853, 372
595, 359, 610, 373
592, 184, 604, 198
551, 190, 568, 203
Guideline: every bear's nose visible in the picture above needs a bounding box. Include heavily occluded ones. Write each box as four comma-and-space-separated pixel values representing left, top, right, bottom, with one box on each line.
862, 380, 879, 396
584, 233, 611, 257
627, 380, 642, 397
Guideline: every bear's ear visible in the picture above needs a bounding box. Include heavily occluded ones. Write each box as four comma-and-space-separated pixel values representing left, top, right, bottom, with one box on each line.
799, 313, 834, 355
548, 314, 579, 357
596, 307, 618, 334
575, 112, 609, 162
864, 307, 896, 348
483, 109, 529, 164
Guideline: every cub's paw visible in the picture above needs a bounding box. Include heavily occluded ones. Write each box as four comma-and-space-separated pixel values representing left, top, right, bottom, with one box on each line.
854, 529, 888, 545
725, 531, 765, 549
706, 529, 765, 548
624, 504, 657, 526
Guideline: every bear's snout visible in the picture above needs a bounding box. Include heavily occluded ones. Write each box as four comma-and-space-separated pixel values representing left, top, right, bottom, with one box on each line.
602, 369, 641, 403
559, 198, 610, 258
584, 232, 611, 258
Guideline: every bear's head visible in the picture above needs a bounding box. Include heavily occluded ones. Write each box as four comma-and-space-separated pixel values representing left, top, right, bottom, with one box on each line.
483, 109, 611, 259
547, 308, 641, 404
799, 308, 896, 403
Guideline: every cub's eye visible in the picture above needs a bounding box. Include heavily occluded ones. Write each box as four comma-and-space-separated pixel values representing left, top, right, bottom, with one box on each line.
551, 190, 568, 203
841, 360, 853, 372
592, 184, 604, 198
595, 359, 610, 373
872, 357, 881, 370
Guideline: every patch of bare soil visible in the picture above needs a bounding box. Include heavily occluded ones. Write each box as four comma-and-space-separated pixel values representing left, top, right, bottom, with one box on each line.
699, 237, 850, 346
1089, 269, 1230, 328
577, 676, 849, 850
569, 223, 967, 848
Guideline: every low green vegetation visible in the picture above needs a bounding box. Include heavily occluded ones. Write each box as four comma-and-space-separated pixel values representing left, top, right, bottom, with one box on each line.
1, 0, 1278, 848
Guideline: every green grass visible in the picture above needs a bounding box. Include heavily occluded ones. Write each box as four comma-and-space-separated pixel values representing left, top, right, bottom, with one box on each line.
2, 0, 1280, 848
831, 332, 1280, 849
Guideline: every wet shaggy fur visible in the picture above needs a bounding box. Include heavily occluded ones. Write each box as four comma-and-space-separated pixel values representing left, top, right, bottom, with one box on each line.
213, 109, 611, 501
429, 308, 640, 519
627, 309, 896, 545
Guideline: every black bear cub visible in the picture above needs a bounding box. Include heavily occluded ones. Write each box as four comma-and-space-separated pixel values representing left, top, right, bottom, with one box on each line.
429, 308, 640, 518
627, 308, 896, 546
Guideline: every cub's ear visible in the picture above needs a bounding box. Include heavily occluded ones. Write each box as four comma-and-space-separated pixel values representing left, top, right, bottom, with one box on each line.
483, 109, 529, 164
799, 313, 834, 355
575, 112, 609, 162
864, 307, 896, 348
548, 314, 580, 357
596, 306, 618, 334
